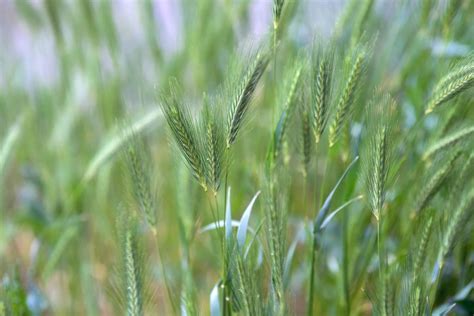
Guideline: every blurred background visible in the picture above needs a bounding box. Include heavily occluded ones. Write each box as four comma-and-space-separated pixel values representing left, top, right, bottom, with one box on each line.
1, 0, 473, 315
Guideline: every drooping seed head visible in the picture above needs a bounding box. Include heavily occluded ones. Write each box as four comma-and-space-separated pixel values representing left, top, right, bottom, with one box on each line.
161, 80, 208, 191
426, 55, 474, 113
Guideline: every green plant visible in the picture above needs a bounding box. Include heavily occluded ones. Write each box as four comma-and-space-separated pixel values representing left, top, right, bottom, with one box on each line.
2, 1, 474, 315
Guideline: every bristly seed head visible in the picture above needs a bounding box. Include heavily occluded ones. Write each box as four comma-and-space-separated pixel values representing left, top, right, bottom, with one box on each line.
301, 107, 312, 177
124, 133, 157, 227
161, 80, 208, 191
274, 64, 302, 159
362, 93, 395, 221
227, 52, 269, 148
312, 48, 333, 144
329, 49, 366, 147
202, 99, 225, 194
426, 56, 474, 114
273, 0, 285, 29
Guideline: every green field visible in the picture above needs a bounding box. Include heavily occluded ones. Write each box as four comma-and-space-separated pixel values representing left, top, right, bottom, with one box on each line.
1, 0, 474, 315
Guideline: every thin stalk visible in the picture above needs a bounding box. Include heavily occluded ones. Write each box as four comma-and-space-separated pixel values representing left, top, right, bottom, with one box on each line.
206, 193, 228, 316
377, 218, 382, 277
317, 149, 330, 212
203, 185, 226, 315
303, 174, 308, 218
272, 2, 278, 130
272, 34, 277, 144
152, 228, 178, 315
307, 146, 330, 316
377, 216, 388, 316
307, 229, 318, 316
429, 259, 445, 311
222, 170, 230, 316
342, 208, 351, 315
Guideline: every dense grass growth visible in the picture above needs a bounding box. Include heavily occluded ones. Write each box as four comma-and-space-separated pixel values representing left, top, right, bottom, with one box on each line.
1, 0, 474, 315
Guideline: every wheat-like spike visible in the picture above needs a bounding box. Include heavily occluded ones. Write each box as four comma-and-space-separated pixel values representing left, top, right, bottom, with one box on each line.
425, 56, 474, 113
273, 0, 285, 29
412, 216, 434, 277
438, 186, 474, 265
423, 125, 474, 160
206, 119, 221, 193
312, 50, 333, 143
362, 93, 395, 220
125, 134, 157, 227
435, 63, 474, 93
265, 179, 285, 304
274, 65, 302, 158
123, 219, 143, 316
382, 273, 394, 316
224, 243, 242, 313
414, 150, 460, 214
408, 287, 422, 316
329, 49, 366, 147
370, 126, 388, 220
426, 72, 474, 114
232, 252, 259, 316
227, 53, 269, 148
235, 258, 251, 315
438, 99, 462, 136
202, 101, 224, 194
161, 82, 207, 190
448, 150, 474, 206
395, 264, 427, 316
125, 230, 142, 316
301, 107, 312, 177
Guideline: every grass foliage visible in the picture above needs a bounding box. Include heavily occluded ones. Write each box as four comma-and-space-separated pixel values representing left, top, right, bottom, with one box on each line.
1, 0, 474, 315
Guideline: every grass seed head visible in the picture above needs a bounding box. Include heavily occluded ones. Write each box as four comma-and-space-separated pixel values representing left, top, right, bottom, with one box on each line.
361, 93, 396, 220
227, 52, 269, 148
426, 55, 474, 113
202, 97, 225, 194
161, 80, 208, 191
312, 44, 334, 144
274, 62, 302, 159
329, 47, 367, 147
124, 131, 157, 228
